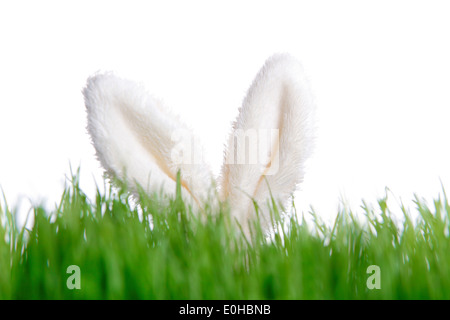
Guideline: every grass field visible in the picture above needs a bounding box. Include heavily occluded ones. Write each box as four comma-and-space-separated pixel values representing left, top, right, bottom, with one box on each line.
1, 170, 450, 300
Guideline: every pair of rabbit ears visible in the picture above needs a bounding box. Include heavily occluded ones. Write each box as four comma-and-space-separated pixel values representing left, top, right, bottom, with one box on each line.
83, 54, 315, 231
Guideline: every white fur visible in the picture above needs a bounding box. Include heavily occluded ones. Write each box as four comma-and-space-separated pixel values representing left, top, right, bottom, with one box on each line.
83, 54, 315, 234
83, 73, 213, 205
219, 54, 315, 233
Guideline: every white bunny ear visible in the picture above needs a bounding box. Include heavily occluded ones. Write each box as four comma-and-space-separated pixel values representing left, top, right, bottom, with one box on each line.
83, 73, 213, 206
219, 54, 315, 234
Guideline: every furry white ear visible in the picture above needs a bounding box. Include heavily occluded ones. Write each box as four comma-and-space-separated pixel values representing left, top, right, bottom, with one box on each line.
219, 54, 315, 234
83, 73, 213, 205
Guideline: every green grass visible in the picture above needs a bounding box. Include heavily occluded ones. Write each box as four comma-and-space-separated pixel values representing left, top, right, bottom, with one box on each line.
1, 170, 450, 299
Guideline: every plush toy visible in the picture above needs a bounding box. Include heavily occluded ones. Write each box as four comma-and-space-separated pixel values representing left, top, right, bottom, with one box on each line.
83, 53, 315, 235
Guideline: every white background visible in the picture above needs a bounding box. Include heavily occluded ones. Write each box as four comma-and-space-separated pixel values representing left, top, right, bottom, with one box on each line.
1, 0, 449, 225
